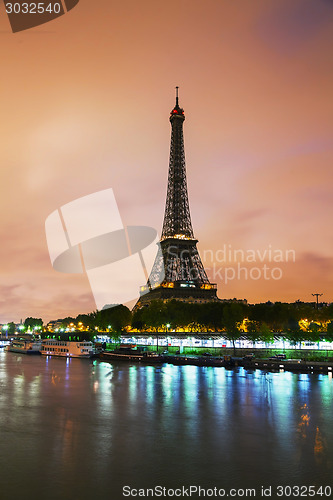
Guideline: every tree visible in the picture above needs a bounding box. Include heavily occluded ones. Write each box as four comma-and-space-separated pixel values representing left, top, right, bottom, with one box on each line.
325, 321, 333, 343
259, 322, 275, 346
60, 317, 76, 327
322, 303, 333, 321
24, 317, 43, 330
140, 300, 167, 331
197, 302, 224, 331
285, 325, 303, 349
307, 322, 321, 345
8, 322, 16, 336
248, 303, 271, 325
246, 320, 260, 347
131, 307, 145, 330
164, 300, 191, 330
223, 303, 245, 355
76, 313, 95, 330
98, 305, 131, 332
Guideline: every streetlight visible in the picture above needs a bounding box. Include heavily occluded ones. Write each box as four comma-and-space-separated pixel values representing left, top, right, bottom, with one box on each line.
2, 324, 8, 339
165, 323, 171, 352
33, 325, 41, 334
312, 293, 323, 310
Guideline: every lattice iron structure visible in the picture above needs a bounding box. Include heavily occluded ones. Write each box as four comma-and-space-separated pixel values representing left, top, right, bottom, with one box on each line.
136, 89, 218, 306
161, 89, 194, 240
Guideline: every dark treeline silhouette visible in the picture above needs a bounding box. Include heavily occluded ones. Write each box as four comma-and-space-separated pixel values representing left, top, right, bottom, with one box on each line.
132, 299, 332, 331
131, 300, 333, 349
15, 300, 333, 344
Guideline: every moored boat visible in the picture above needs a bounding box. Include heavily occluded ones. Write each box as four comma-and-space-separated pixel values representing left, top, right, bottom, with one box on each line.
163, 354, 235, 367
41, 340, 94, 358
7, 339, 42, 354
100, 346, 163, 364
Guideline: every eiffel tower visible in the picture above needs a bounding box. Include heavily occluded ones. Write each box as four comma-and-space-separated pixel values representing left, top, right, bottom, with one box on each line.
136, 88, 218, 307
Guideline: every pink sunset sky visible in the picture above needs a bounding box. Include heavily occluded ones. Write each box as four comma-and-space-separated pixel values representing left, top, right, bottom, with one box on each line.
0, 0, 332, 323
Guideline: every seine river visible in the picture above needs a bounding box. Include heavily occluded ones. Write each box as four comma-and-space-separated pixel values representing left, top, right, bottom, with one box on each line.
0, 351, 332, 500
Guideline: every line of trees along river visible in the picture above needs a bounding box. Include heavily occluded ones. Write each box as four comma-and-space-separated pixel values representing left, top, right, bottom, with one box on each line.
14, 300, 333, 346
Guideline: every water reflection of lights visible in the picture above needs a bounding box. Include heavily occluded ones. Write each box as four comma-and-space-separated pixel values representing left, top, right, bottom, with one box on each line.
314, 426, 326, 465
51, 370, 61, 386
65, 357, 71, 384
183, 365, 199, 405
56, 408, 77, 463
298, 403, 310, 439
28, 376, 41, 397
145, 366, 155, 405
161, 364, 174, 404
95, 363, 113, 418
205, 366, 216, 394
13, 374, 25, 405
297, 373, 311, 396
129, 366, 139, 404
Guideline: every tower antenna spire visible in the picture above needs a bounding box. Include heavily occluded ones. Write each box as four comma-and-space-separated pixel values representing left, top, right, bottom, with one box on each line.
176, 86, 179, 106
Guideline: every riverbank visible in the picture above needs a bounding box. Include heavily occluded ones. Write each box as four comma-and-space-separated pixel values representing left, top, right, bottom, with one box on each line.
111, 344, 333, 362
100, 345, 333, 373
238, 357, 333, 374
159, 353, 333, 373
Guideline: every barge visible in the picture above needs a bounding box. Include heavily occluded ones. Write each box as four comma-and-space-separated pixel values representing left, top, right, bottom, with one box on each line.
100, 346, 163, 364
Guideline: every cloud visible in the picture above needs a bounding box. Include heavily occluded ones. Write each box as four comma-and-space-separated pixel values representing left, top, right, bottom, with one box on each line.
255, 0, 333, 54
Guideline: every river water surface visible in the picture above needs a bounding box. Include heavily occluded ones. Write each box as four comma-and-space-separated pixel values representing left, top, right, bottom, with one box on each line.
0, 351, 332, 500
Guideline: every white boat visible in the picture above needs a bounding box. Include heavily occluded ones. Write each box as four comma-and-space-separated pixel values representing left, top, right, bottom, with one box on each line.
41, 340, 94, 358
7, 339, 42, 354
